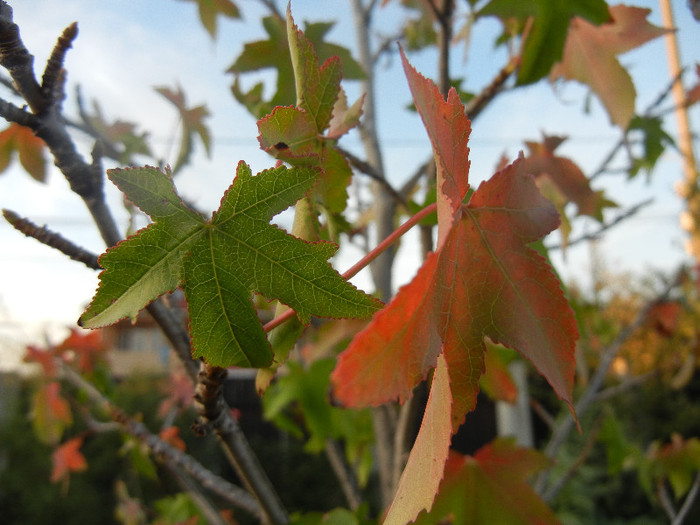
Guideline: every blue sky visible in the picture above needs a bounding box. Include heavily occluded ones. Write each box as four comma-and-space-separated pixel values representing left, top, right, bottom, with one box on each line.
0, 0, 699, 369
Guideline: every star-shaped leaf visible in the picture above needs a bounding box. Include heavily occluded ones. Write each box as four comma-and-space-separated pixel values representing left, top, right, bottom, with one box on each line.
520, 134, 617, 248
550, 5, 671, 129
256, 7, 362, 213
79, 163, 380, 368
333, 50, 578, 429
478, 0, 610, 85
178, 0, 240, 39
155, 85, 211, 174
51, 436, 88, 484
229, 14, 364, 118
412, 440, 558, 525
333, 51, 578, 520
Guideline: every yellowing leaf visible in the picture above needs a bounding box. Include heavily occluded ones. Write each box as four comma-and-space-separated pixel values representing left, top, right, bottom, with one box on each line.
0, 122, 48, 182
383, 354, 453, 525
550, 5, 671, 128
32, 381, 72, 445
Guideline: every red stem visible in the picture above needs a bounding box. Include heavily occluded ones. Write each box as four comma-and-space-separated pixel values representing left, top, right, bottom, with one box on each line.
263, 202, 437, 332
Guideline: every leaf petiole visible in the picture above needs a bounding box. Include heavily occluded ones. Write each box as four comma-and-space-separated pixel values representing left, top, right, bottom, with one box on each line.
263, 201, 438, 332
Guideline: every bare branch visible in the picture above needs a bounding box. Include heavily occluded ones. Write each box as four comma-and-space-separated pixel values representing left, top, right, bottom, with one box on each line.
41, 22, 77, 107
673, 473, 700, 525
193, 362, 289, 525
2, 209, 100, 269
546, 199, 654, 251
58, 362, 264, 520
325, 438, 362, 510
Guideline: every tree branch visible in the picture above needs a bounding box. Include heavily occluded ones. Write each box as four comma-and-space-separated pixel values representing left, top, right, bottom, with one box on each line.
58, 361, 264, 520
192, 362, 289, 525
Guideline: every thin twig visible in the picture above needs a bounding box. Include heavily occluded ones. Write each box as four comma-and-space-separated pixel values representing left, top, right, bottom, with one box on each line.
546, 199, 654, 251
535, 277, 677, 497
673, 472, 700, 525
336, 145, 407, 208
2, 209, 100, 269
58, 361, 263, 520
659, 479, 678, 522
325, 438, 362, 510
193, 362, 289, 525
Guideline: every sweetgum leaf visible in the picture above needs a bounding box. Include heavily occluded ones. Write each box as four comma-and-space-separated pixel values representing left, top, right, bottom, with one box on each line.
0, 122, 48, 182
80, 163, 380, 368
478, 0, 610, 85
256, 8, 359, 213
155, 85, 211, 173
51, 436, 87, 484
520, 134, 617, 247
228, 15, 363, 117
333, 51, 578, 430
383, 354, 453, 525
178, 0, 240, 39
333, 53, 577, 519
412, 440, 558, 524
550, 5, 671, 129
32, 381, 72, 445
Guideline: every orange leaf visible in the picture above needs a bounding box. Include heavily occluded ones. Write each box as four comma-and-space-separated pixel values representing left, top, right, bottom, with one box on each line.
550, 5, 671, 128
480, 343, 518, 404
51, 436, 88, 483
159, 426, 187, 452
332, 51, 578, 432
56, 327, 106, 373
413, 439, 558, 524
522, 135, 613, 220
646, 300, 682, 337
32, 381, 72, 445
23, 344, 57, 377
0, 122, 47, 182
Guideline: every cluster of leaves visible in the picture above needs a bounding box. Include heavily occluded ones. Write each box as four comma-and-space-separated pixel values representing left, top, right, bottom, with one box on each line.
4, 0, 700, 524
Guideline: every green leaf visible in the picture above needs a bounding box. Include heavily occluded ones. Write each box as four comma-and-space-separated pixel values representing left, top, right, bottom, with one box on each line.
256, 8, 361, 214
228, 15, 364, 116
155, 85, 211, 174
478, 0, 610, 85
79, 163, 380, 368
178, 0, 240, 39
628, 115, 675, 179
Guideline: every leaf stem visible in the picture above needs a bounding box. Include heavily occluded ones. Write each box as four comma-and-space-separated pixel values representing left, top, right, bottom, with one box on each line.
263, 202, 437, 333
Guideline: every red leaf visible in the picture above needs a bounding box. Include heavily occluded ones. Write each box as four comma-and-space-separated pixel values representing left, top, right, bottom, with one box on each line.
686, 65, 700, 106
50, 436, 87, 483
646, 300, 682, 337
522, 135, 614, 220
159, 426, 187, 452
480, 343, 518, 404
23, 344, 57, 377
332, 51, 578, 432
56, 327, 106, 373
412, 439, 558, 524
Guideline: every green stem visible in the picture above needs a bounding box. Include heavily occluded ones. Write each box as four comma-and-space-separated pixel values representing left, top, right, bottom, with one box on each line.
263, 202, 437, 333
